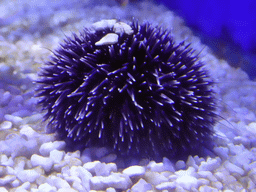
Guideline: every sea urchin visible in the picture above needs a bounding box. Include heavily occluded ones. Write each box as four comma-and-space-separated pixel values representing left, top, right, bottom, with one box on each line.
36, 19, 216, 161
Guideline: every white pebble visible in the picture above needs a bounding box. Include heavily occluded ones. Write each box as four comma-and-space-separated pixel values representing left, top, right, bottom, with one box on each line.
38, 183, 57, 192
16, 169, 41, 183
122, 165, 145, 177
155, 182, 176, 190
186, 156, 199, 170
4, 114, 23, 125
131, 178, 152, 192
15, 181, 30, 191
176, 175, 198, 190
0, 121, 12, 130
144, 172, 168, 185
198, 157, 221, 172
175, 160, 186, 170
0, 187, 8, 192
0, 175, 16, 185
46, 175, 71, 189
19, 125, 38, 139
213, 147, 229, 159
106, 187, 116, 192
95, 33, 119, 46
39, 141, 66, 156
31, 154, 53, 172
49, 150, 65, 164
90, 173, 132, 190
113, 22, 134, 35
92, 19, 117, 31
199, 185, 218, 192
224, 161, 245, 176
57, 188, 77, 192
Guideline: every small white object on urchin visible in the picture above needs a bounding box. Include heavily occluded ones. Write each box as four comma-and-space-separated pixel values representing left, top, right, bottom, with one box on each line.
95, 33, 119, 46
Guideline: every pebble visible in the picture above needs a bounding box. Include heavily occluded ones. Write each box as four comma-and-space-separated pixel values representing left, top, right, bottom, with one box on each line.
4, 114, 23, 125
176, 175, 198, 190
199, 185, 219, 192
39, 141, 66, 156
186, 156, 199, 170
46, 175, 71, 189
90, 173, 132, 190
0, 121, 12, 130
31, 154, 53, 172
0, 175, 16, 185
198, 158, 221, 172
213, 146, 229, 159
19, 125, 38, 139
0, 187, 8, 192
106, 187, 116, 192
37, 183, 57, 192
175, 160, 186, 170
122, 165, 145, 177
49, 150, 65, 164
95, 33, 119, 46
224, 161, 245, 176
155, 182, 175, 190
131, 178, 152, 192
144, 172, 168, 185
16, 168, 41, 183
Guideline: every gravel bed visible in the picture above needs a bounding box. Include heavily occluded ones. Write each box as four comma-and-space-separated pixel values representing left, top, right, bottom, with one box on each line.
0, 0, 256, 191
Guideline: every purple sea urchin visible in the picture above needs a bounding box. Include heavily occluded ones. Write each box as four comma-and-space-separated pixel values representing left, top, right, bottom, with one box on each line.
36, 20, 216, 161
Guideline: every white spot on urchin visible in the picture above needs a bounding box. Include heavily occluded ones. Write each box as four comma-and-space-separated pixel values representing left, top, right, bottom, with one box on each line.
95, 33, 119, 46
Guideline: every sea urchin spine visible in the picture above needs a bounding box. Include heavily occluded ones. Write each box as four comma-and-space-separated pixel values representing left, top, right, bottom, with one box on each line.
36, 19, 216, 161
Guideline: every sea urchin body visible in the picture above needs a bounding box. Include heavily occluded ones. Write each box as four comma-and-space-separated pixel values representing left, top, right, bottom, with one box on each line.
36, 19, 216, 161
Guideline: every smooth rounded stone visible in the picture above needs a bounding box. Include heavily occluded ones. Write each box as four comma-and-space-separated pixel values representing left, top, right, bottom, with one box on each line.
0, 154, 14, 167
186, 156, 199, 170
83, 161, 117, 176
0, 91, 12, 106
197, 171, 217, 182
113, 21, 134, 35
227, 144, 245, 156
64, 151, 81, 160
19, 125, 38, 139
106, 187, 116, 192
231, 149, 255, 171
4, 114, 23, 126
58, 188, 78, 192
37, 183, 57, 192
39, 141, 66, 156
247, 122, 256, 134
15, 181, 31, 191
122, 165, 145, 177
95, 33, 119, 46
49, 150, 65, 164
22, 113, 44, 125
76, 166, 92, 190
72, 180, 84, 191
0, 187, 8, 192
46, 175, 71, 189
11, 179, 21, 188
31, 154, 54, 172
224, 161, 245, 176
211, 181, 223, 190
16, 168, 41, 183
175, 160, 186, 170
100, 153, 117, 163
92, 19, 117, 31
199, 185, 219, 192
90, 173, 132, 190
0, 121, 12, 130
213, 146, 229, 159
12, 109, 33, 118
198, 157, 221, 172
131, 178, 152, 192
233, 136, 251, 147
144, 172, 168, 185
0, 166, 7, 177
175, 167, 196, 177
197, 178, 210, 186
0, 175, 16, 185
155, 181, 175, 191
176, 175, 198, 190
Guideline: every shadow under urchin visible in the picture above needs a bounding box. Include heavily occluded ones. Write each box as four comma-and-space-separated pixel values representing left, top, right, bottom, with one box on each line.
36, 19, 217, 162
